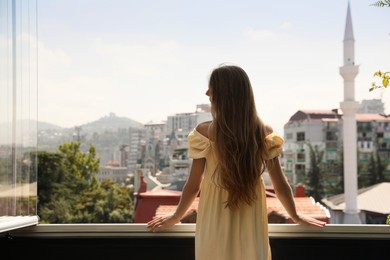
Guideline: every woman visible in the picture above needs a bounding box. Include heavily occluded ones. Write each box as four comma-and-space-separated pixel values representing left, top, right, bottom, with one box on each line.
147, 64, 326, 259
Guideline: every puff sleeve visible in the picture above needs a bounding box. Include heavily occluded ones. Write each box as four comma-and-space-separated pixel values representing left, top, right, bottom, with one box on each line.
188, 128, 211, 159
263, 132, 284, 160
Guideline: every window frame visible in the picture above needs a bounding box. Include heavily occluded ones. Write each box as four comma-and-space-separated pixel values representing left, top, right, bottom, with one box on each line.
1, 1, 389, 237
0, 0, 39, 233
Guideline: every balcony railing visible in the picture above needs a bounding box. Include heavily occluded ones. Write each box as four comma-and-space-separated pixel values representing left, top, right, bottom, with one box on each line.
2, 224, 389, 260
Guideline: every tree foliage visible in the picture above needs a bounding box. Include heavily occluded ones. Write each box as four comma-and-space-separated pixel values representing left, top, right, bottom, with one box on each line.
305, 142, 325, 202
369, 71, 390, 91
370, 0, 390, 7
366, 152, 387, 186
36, 142, 134, 223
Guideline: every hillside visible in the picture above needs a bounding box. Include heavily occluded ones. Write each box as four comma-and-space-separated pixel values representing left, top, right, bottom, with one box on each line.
0, 113, 143, 145
79, 113, 143, 133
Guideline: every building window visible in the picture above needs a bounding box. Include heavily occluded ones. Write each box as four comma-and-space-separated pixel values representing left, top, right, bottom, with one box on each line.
297, 153, 305, 162
295, 164, 306, 183
297, 132, 305, 141
326, 131, 337, 141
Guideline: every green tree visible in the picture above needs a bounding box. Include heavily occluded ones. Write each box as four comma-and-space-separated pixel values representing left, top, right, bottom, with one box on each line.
367, 153, 377, 185
367, 152, 386, 186
58, 142, 100, 185
72, 178, 133, 223
370, 0, 390, 7
305, 142, 325, 202
358, 151, 388, 188
37, 142, 134, 223
375, 153, 386, 182
38, 196, 73, 223
31, 151, 66, 208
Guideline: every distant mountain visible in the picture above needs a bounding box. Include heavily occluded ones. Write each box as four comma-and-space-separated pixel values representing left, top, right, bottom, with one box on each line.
0, 119, 60, 130
79, 113, 143, 133
38, 121, 63, 130
0, 113, 143, 145
37, 112, 143, 133
0, 119, 40, 145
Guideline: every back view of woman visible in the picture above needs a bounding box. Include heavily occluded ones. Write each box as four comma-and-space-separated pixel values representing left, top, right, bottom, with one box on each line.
148, 64, 326, 260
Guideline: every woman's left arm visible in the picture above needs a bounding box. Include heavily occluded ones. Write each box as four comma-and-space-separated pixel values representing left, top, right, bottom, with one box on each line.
147, 157, 205, 232
266, 157, 326, 227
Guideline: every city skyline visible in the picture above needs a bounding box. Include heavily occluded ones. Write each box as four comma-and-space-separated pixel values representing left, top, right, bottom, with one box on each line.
36, 0, 390, 135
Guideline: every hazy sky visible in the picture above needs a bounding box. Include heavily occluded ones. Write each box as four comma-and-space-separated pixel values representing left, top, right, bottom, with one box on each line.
37, 0, 390, 134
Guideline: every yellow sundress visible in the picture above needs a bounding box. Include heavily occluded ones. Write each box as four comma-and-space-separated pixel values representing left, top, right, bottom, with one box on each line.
188, 128, 284, 260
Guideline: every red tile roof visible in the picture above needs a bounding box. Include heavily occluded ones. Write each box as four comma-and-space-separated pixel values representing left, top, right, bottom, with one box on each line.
155, 197, 199, 223
133, 189, 184, 223
136, 190, 330, 224
356, 113, 390, 122
266, 197, 330, 223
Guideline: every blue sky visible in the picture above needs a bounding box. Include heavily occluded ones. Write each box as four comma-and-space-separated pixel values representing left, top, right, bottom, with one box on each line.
37, 0, 390, 134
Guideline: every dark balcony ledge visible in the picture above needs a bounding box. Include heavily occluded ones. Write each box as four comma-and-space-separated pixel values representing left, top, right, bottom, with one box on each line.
4, 223, 390, 238
2, 224, 390, 260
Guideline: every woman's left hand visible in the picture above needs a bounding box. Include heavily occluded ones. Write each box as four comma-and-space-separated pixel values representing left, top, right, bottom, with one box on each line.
147, 214, 180, 232
293, 214, 327, 227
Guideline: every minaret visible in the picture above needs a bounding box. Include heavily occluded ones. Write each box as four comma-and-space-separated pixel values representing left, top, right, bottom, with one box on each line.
339, 2, 361, 224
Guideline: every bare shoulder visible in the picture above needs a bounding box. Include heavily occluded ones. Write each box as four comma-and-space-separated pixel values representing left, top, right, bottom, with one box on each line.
264, 124, 274, 136
196, 121, 212, 138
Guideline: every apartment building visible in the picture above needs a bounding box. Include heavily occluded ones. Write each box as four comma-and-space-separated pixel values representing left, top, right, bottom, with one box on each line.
283, 105, 390, 188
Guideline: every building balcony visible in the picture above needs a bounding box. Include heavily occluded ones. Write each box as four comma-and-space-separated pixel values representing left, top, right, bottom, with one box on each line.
2, 224, 389, 259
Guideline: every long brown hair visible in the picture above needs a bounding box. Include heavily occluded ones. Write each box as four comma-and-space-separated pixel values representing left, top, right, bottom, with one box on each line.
208, 64, 267, 210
